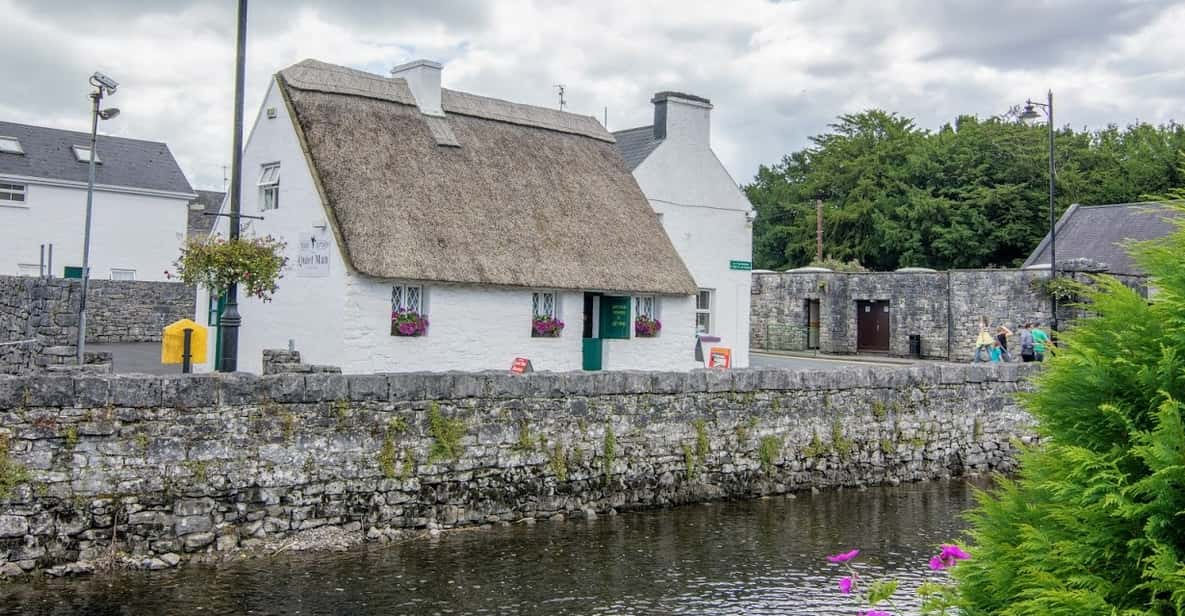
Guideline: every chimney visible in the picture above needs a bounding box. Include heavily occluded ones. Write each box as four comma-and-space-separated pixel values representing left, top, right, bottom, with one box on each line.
391, 59, 444, 117
651, 91, 712, 146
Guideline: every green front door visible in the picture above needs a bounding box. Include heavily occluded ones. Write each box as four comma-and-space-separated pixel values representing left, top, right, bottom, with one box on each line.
582, 292, 602, 371
207, 293, 226, 365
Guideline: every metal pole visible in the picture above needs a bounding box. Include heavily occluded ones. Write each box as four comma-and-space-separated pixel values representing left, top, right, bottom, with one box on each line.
218, 0, 248, 372
1047, 89, 1057, 332
47, 243, 53, 279
39, 245, 45, 277
182, 328, 193, 374
76, 89, 101, 365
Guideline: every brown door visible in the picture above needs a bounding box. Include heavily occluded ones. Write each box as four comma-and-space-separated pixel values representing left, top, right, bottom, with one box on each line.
805, 299, 820, 349
857, 300, 890, 351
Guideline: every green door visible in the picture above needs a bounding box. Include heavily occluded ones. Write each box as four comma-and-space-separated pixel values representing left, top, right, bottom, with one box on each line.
582, 293, 602, 371
207, 293, 226, 365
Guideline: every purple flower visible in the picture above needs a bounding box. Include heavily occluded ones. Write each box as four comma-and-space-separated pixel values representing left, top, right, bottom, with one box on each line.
827, 549, 860, 563
929, 556, 945, 570
398, 322, 417, 336
838, 576, 853, 594
929, 544, 971, 570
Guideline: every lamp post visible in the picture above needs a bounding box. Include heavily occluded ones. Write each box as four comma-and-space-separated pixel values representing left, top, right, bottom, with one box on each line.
1018, 90, 1058, 332
218, 0, 248, 372
76, 72, 121, 365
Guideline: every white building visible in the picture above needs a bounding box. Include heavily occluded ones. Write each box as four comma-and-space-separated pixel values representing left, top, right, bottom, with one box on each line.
199, 60, 698, 374
0, 121, 194, 281
613, 92, 756, 367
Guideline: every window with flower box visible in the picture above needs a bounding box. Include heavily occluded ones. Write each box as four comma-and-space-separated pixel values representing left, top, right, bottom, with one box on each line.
391, 284, 428, 336
634, 295, 661, 337
531, 291, 564, 337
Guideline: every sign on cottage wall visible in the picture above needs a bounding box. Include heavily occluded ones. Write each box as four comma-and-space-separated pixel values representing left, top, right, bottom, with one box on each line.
296, 231, 330, 278
600, 296, 631, 339
729, 260, 753, 271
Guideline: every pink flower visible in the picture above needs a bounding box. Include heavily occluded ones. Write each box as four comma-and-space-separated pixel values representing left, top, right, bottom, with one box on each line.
838, 576, 853, 594
929, 556, 945, 570
929, 544, 971, 570
827, 549, 860, 563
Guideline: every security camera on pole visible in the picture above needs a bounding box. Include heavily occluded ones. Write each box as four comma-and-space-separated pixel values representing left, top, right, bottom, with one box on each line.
76, 72, 121, 365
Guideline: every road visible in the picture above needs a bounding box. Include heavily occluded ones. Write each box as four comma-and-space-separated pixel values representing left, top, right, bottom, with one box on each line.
89, 342, 178, 375
749, 351, 911, 370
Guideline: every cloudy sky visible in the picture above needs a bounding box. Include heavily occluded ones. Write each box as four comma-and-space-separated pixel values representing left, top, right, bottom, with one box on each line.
3, 0, 1184, 191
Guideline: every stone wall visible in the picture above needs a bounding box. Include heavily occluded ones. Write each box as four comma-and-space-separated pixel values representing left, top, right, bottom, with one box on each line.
0, 364, 1037, 574
83, 279, 196, 344
750, 268, 1146, 360
0, 276, 194, 374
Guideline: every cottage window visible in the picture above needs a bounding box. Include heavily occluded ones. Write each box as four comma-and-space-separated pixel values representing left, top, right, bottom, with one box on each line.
258, 163, 280, 210
17, 263, 40, 276
392, 284, 424, 314
634, 295, 657, 320
110, 268, 136, 281
0, 137, 23, 155
72, 145, 101, 164
0, 182, 26, 203
532, 292, 557, 319
695, 288, 713, 334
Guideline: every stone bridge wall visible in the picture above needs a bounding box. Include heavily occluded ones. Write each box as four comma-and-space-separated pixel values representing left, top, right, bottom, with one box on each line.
0, 364, 1038, 574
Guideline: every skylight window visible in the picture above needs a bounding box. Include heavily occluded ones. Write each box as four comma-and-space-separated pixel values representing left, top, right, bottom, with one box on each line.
0, 137, 22, 155
72, 145, 101, 164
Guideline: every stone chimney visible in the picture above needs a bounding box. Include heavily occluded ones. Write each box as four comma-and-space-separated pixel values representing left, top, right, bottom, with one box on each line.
391, 59, 444, 117
652, 91, 712, 146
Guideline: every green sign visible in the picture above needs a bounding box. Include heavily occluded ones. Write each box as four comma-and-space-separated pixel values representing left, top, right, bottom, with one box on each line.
729, 260, 752, 271
600, 295, 631, 339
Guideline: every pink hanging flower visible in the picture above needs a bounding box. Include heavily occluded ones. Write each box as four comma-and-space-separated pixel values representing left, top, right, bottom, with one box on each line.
827, 549, 860, 563
838, 576, 853, 594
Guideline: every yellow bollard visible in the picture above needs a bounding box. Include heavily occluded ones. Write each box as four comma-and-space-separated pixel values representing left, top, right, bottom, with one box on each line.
162, 319, 208, 371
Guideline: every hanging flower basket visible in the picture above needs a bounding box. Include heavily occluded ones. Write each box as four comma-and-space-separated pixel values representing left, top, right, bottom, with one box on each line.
391, 309, 429, 337
532, 316, 565, 338
168, 235, 288, 301
635, 315, 662, 337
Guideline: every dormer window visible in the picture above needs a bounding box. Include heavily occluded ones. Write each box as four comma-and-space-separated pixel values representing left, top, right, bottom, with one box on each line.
0, 137, 23, 155
72, 145, 101, 164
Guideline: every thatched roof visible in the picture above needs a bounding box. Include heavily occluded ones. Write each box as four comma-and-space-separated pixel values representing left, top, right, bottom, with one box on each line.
275, 60, 696, 296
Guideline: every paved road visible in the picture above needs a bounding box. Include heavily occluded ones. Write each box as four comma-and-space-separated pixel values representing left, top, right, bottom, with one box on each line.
89, 342, 179, 375
749, 351, 911, 370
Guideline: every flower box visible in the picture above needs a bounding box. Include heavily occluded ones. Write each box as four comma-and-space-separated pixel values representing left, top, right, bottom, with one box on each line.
532, 316, 564, 338
391, 310, 429, 337
635, 315, 662, 338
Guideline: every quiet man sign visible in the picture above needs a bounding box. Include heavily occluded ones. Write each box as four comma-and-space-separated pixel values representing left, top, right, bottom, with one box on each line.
296, 231, 330, 277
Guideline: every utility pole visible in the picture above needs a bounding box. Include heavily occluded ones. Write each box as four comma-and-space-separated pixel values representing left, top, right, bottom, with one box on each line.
554, 84, 566, 111
816, 199, 824, 262
219, 0, 248, 372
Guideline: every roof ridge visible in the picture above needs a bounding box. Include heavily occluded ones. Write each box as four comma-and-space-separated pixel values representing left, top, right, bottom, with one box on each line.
440, 87, 599, 123
611, 124, 655, 136
0, 121, 170, 147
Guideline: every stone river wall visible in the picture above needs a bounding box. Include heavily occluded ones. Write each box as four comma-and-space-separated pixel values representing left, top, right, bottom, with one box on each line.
0, 364, 1038, 575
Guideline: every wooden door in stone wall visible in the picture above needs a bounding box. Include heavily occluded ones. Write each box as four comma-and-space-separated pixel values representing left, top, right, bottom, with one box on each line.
856, 300, 890, 352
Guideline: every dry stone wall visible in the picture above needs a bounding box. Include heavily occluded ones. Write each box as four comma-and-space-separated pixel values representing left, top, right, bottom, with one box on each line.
0, 364, 1037, 574
0, 276, 194, 374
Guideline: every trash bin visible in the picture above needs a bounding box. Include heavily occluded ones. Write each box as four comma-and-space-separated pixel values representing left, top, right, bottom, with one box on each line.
908, 334, 922, 358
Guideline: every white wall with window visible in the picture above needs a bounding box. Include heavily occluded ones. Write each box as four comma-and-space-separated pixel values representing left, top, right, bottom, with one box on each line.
259, 163, 280, 211
0, 180, 188, 280
110, 268, 136, 281
695, 289, 713, 334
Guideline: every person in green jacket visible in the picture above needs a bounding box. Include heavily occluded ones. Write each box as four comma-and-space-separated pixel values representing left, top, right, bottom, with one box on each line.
1031, 323, 1051, 361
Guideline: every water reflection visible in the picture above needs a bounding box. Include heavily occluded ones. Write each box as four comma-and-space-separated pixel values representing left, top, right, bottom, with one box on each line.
1, 477, 991, 615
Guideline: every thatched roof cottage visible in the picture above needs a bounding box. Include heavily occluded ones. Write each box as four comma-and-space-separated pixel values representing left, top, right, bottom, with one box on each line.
200, 59, 699, 373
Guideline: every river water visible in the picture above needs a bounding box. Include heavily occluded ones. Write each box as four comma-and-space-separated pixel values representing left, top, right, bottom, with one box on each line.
1, 478, 990, 615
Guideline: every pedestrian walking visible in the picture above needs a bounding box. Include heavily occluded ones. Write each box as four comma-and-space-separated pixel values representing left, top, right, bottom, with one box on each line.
996, 324, 1014, 362
1019, 323, 1036, 363
990, 340, 1004, 363
1031, 323, 1051, 362
972, 318, 993, 363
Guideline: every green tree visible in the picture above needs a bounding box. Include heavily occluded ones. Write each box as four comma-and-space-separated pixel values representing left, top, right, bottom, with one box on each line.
953, 213, 1185, 614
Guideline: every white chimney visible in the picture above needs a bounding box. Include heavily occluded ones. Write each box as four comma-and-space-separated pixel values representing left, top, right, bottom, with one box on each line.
391, 59, 444, 117
652, 91, 712, 146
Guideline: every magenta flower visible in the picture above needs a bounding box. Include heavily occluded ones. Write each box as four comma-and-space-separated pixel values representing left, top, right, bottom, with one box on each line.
929, 544, 971, 570
827, 549, 860, 563
838, 576, 853, 594
929, 555, 945, 570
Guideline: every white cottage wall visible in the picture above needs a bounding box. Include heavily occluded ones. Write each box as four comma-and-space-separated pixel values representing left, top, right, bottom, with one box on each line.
0, 182, 188, 280
602, 295, 699, 371
632, 140, 753, 367
197, 78, 347, 373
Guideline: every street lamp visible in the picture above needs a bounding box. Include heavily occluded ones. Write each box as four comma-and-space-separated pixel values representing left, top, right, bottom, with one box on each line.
76, 71, 121, 365
1018, 89, 1058, 332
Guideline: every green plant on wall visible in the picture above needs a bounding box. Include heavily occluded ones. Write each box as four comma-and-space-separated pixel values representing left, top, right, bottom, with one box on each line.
693, 419, 710, 463
514, 421, 536, 452
683, 443, 699, 479
758, 435, 782, 475
0, 435, 29, 499
1031, 275, 1082, 302
548, 443, 569, 482
378, 431, 398, 479
427, 402, 466, 462
602, 422, 617, 478
831, 420, 854, 459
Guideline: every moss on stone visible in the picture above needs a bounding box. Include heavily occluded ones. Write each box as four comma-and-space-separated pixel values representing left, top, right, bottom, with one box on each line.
63, 425, 79, 451
880, 438, 896, 454
378, 432, 398, 479
513, 421, 536, 452
427, 402, 465, 462
830, 420, 854, 459
548, 443, 568, 482
400, 448, 415, 481
758, 435, 781, 475
182, 459, 209, 484
0, 435, 29, 499
871, 400, 887, 419
683, 442, 699, 479
803, 431, 829, 457
333, 399, 351, 431
693, 419, 710, 463
602, 422, 616, 478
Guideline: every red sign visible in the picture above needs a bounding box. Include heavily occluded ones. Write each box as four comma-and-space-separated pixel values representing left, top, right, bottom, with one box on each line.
707, 347, 732, 369
511, 357, 533, 374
